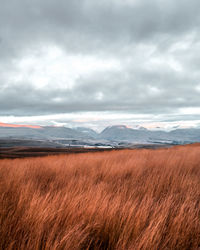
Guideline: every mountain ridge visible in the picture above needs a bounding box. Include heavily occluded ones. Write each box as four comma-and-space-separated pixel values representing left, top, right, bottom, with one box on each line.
0, 122, 200, 146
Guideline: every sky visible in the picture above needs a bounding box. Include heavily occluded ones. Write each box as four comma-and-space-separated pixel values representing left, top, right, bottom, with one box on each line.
0, 0, 200, 131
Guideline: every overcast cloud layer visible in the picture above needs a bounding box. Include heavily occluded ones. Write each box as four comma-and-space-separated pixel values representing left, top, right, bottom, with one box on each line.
0, 0, 200, 128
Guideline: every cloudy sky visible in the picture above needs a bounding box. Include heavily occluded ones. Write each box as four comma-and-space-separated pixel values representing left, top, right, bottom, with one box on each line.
1, 0, 200, 131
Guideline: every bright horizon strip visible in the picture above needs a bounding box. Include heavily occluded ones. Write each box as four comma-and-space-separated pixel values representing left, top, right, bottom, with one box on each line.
1, 113, 200, 132
0, 122, 42, 129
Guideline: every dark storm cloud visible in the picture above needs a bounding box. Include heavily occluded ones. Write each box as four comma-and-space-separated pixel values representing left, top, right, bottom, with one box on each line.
0, 0, 200, 118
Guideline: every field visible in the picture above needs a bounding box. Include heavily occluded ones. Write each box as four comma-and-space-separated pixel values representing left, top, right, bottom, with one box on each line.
0, 144, 200, 249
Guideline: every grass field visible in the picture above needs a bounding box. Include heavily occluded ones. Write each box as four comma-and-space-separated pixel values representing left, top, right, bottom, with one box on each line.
0, 144, 200, 249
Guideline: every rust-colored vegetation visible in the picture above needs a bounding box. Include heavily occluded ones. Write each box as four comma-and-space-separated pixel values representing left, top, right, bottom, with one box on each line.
0, 145, 200, 249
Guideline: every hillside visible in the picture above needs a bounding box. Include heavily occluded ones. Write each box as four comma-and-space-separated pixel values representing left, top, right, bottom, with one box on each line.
0, 145, 199, 249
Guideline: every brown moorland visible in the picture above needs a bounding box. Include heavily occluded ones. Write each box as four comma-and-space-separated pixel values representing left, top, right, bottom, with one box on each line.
0, 146, 116, 159
0, 144, 200, 249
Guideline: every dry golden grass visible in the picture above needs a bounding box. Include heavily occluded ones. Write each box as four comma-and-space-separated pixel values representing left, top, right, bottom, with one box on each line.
0, 145, 200, 249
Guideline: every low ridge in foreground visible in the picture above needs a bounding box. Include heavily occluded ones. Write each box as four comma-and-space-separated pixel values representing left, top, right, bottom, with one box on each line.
0, 144, 200, 249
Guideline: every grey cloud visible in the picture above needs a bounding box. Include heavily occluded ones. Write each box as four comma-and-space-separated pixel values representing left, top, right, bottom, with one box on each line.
1, 63, 199, 116
0, 0, 200, 122
1, 0, 200, 57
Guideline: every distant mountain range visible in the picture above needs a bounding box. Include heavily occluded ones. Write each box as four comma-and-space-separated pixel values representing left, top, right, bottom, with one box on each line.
100, 125, 200, 144
0, 122, 200, 147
